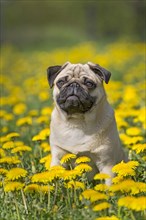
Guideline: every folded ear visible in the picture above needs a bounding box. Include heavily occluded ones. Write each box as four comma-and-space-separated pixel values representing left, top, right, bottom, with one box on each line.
47, 62, 70, 88
47, 65, 62, 88
88, 62, 111, 84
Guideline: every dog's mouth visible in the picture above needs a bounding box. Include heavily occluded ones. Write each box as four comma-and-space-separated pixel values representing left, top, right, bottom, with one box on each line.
65, 95, 79, 104
56, 85, 96, 114
65, 95, 80, 107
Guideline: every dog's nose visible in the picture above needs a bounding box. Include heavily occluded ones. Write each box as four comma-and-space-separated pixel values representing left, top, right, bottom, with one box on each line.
70, 82, 79, 87
69, 82, 79, 95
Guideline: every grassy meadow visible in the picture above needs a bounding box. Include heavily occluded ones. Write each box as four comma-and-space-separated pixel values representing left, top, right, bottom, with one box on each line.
0, 41, 146, 220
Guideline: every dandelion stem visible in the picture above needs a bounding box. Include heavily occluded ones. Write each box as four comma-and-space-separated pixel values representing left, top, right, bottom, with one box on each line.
130, 210, 136, 220
69, 164, 73, 170
118, 206, 122, 219
48, 185, 51, 210
67, 188, 71, 209
14, 196, 21, 220
21, 189, 28, 214
53, 182, 58, 206
73, 182, 77, 205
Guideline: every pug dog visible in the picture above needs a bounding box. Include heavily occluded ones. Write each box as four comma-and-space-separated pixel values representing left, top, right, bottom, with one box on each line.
47, 62, 128, 185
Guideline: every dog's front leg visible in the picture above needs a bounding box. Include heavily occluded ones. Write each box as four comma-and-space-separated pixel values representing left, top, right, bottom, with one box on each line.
98, 164, 114, 186
50, 145, 67, 167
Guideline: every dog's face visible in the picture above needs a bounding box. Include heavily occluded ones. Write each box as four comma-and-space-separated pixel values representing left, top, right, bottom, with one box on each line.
47, 62, 111, 114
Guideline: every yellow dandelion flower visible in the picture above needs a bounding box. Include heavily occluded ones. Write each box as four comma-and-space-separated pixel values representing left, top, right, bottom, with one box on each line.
112, 160, 139, 177
131, 197, 146, 211
96, 215, 120, 220
126, 127, 141, 136
61, 170, 81, 180
81, 189, 108, 202
50, 165, 65, 171
132, 143, 146, 154
24, 184, 39, 193
36, 116, 49, 124
39, 185, 54, 194
28, 110, 38, 117
112, 176, 124, 184
116, 167, 135, 177
80, 189, 96, 200
4, 181, 24, 192
0, 148, 6, 157
0, 135, 10, 143
14, 141, 24, 147
120, 134, 143, 145
39, 154, 51, 164
7, 132, 20, 139
90, 193, 108, 203
40, 142, 51, 152
1, 126, 8, 133
11, 145, 32, 153
127, 161, 140, 168
74, 163, 92, 173
41, 107, 52, 115
0, 156, 21, 164
13, 103, 26, 115
116, 118, 128, 129
2, 141, 15, 149
16, 116, 32, 126
60, 153, 77, 164
40, 155, 52, 170
75, 156, 91, 164
31, 169, 63, 183
118, 196, 146, 211
65, 180, 85, 190
39, 91, 49, 101
6, 168, 27, 180
60, 154, 77, 164
3, 113, 14, 121
31, 172, 51, 183
93, 202, 110, 211
44, 159, 51, 170
39, 128, 50, 138
0, 168, 8, 175
0, 110, 7, 117
134, 110, 146, 129
128, 136, 143, 145
94, 184, 109, 192
110, 179, 146, 195
32, 134, 46, 141
94, 173, 111, 180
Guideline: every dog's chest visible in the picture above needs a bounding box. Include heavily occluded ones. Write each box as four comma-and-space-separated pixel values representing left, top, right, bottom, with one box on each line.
50, 119, 102, 154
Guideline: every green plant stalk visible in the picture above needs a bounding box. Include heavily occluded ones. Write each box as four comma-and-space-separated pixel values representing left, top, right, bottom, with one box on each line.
73, 183, 77, 206
21, 189, 28, 214
48, 185, 51, 210
14, 195, 21, 220
53, 181, 58, 206
130, 210, 136, 220
67, 188, 71, 209
117, 206, 122, 219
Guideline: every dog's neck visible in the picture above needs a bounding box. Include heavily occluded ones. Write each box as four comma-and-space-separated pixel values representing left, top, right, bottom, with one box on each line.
85, 96, 114, 132
53, 96, 114, 132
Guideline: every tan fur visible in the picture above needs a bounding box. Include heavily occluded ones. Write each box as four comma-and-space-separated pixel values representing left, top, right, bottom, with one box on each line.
49, 62, 128, 185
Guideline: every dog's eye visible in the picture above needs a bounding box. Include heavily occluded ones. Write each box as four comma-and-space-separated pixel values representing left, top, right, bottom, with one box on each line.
84, 79, 96, 89
57, 80, 65, 88
86, 82, 94, 87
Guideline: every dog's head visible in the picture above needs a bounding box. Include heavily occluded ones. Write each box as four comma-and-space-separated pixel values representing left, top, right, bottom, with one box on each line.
47, 62, 111, 114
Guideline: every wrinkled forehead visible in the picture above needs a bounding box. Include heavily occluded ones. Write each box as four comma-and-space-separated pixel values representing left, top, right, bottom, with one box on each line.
55, 63, 97, 81
67, 64, 87, 77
